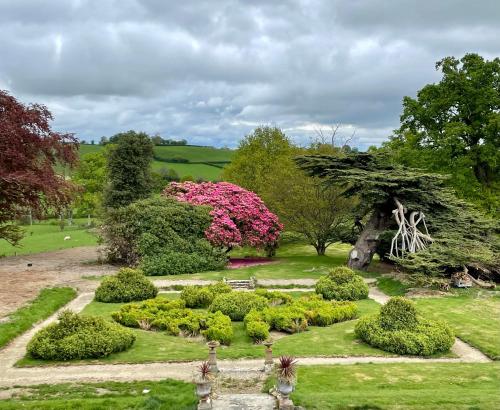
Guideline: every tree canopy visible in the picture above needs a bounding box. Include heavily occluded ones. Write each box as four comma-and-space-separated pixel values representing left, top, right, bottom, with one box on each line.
102, 130, 154, 209
0, 90, 78, 245
385, 53, 500, 215
296, 152, 499, 279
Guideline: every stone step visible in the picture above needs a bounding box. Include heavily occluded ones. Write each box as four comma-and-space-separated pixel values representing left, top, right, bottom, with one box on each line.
211, 393, 276, 409
226, 279, 253, 289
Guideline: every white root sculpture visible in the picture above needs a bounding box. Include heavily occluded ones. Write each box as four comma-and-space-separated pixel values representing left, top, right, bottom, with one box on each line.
390, 199, 433, 258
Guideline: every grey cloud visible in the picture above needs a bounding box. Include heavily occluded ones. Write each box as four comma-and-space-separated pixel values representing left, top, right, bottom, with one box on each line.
0, 0, 499, 148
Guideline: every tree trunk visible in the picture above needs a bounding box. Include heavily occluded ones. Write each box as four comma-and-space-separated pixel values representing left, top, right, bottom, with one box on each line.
348, 209, 392, 270
314, 242, 326, 256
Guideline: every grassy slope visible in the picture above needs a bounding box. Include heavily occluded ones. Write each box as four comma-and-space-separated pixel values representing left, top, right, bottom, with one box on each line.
277, 363, 500, 409
415, 292, 500, 360
79, 144, 233, 180
0, 219, 98, 257
0, 288, 76, 348
0, 379, 197, 409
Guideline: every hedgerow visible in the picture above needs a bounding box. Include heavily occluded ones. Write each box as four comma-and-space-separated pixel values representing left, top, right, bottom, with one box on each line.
27, 311, 135, 360
354, 297, 454, 356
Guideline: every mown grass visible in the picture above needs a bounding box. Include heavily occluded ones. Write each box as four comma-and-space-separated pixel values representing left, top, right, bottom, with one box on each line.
17, 295, 396, 366
376, 276, 410, 296
265, 362, 500, 409
149, 243, 377, 281
0, 219, 98, 257
415, 292, 500, 360
0, 287, 77, 348
0, 379, 197, 409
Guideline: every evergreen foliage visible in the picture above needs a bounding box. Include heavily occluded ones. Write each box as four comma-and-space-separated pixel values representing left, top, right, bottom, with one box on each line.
103, 131, 154, 208
94, 268, 158, 303
297, 152, 499, 277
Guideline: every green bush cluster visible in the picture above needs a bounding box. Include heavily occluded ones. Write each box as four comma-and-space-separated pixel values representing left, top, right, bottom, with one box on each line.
102, 197, 227, 275
243, 295, 357, 341
254, 289, 293, 305
201, 311, 234, 345
27, 311, 135, 360
315, 266, 369, 300
94, 268, 158, 303
181, 282, 232, 308
112, 297, 234, 345
354, 297, 455, 356
209, 292, 268, 321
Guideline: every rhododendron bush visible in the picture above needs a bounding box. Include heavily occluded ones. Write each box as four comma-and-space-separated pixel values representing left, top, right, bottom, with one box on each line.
162, 182, 283, 251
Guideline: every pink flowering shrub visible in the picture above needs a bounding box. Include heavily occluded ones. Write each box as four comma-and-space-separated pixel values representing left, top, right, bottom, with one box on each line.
162, 182, 283, 250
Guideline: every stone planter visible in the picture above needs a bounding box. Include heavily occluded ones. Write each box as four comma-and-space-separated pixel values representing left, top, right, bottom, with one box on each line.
277, 379, 294, 397
196, 380, 212, 409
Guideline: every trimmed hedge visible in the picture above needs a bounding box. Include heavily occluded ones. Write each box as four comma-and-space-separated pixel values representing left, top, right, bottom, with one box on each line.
181, 282, 232, 308
209, 292, 268, 321
254, 289, 293, 305
243, 295, 357, 341
315, 266, 369, 301
355, 297, 454, 356
95, 268, 158, 303
112, 297, 234, 345
27, 311, 135, 360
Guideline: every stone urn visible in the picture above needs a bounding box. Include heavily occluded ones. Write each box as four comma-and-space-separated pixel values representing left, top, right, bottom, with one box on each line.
277, 379, 294, 398
196, 380, 212, 399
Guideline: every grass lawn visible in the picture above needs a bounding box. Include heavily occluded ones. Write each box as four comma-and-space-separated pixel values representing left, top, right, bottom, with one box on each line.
415, 291, 500, 360
0, 379, 197, 409
147, 243, 380, 281
17, 294, 398, 366
0, 219, 98, 257
0, 287, 76, 349
376, 276, 410, 296
272, 362, 500, 409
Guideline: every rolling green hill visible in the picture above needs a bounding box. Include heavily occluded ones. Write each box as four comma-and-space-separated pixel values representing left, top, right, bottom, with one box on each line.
78, 144, 233, 180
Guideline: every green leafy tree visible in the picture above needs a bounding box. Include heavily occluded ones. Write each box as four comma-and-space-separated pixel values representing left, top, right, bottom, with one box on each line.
386, 53, 500, 215
222, 126, 296, 194
103, 131, 154, 209
72, 152, 106, 218
297, 152, 499, 278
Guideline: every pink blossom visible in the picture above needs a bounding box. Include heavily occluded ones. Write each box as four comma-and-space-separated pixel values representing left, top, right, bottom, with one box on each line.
162, 182, 283, 249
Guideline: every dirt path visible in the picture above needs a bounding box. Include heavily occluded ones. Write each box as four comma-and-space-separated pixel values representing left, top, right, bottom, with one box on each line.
0, 246, 116, 317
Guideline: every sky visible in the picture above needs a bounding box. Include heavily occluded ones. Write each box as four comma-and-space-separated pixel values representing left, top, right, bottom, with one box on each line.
1, 1, 499, 149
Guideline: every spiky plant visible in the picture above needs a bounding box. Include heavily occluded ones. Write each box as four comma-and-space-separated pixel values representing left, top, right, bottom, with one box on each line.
198, 361, 212, 381
277, 356, 297, 383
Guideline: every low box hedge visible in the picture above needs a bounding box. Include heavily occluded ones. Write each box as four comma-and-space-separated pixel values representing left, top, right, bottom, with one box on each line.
94, 268, 158, 303
315, 266, 369, 301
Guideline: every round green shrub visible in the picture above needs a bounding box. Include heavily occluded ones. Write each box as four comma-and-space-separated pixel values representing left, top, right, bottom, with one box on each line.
315, 267, 369, 301
201, 311, 234, 345
379, 297, 418, 331
95, 268, 158, 303
209, 292, 268, 321
181, 282, 232, 308
254, 289, 293, 305
354, 297, 454, 356
27, 311, 135, 360
265, 305, 308, 333
112, 298, 186, 328
246, 320, 270, 342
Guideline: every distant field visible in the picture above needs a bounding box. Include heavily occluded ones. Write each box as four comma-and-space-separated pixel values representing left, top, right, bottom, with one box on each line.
0, 219, 98, 257
78, 144, 233, 180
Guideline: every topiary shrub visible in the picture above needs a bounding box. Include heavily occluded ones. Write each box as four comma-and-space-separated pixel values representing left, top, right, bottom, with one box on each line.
354, 297, 455, 356
209, 292, 268, 321
94, 268, 158, 303
254, 289, 293, 305
379, 297, 418, 331
111, 297, 234, 345
315, 266, 369, 301
27, 311, 135, 360
295, 295, 358, 326
181, 282, 232, 308
201, 311, 234, 345
246, 320, 270, 342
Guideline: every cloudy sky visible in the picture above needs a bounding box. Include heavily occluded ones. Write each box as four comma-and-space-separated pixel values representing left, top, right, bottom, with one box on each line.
1, 0, 499, 149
